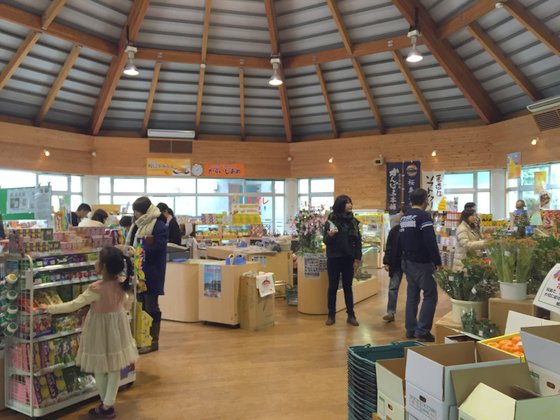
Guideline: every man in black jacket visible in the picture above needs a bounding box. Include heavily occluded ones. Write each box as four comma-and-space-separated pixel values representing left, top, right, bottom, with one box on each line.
382, 207, 407, 323
400, 189, 442, 342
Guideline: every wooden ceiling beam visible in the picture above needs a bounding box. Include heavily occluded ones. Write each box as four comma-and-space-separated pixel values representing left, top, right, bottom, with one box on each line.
41, 0, 66, 30
195, 0, 213, 136
142, 62, 161, 135
391, 51, 437, 129
239, 68, 245, 140
438, 0, 506, 39
315, 64, 338, 138
504, 0, 560, 57
468, 22, 541, 101
0, 4, 116, 55
90, 0, 149, 135
351, 57, 385, 134
36, 44, 81, 125
264, 0, 292, 143
0, 31, 41, 91
392, 0, 501, 124
327, 0, 384, 133
326, 0, 353, 54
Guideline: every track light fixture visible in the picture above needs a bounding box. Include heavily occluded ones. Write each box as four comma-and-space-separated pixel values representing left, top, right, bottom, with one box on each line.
43, 149, 50, 157
328, 157, 334, 164
406, 8, 423, 63
431, 150, 437, 157
123, 44, 139, 76
531, 137, 539, 146
269, 57, 283, 86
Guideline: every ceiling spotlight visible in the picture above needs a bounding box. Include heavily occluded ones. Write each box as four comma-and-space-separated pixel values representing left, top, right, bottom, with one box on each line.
269, 57, 283, 86
91, 151, 97, 157
406, 29, 423, 63
495, 2, 504, 9
287, 155, 293, 162
43, 149, 50, 157
123, 44, 139, 76
328, 157, 334, 164
431, 150, 437, 157
531, 137, 539, 146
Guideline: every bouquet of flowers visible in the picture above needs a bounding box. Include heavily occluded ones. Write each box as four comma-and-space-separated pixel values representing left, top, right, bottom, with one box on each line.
486, 236, 537, 283
291, 204, 327, 254
436, 257, 498, 301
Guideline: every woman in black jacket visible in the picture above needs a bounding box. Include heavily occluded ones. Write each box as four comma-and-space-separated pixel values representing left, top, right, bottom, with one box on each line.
156, 202, 182, 246
323, 195, 362, 327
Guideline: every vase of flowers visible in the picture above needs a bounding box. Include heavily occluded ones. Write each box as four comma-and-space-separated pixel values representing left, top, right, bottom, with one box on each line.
436, 257, 498, 323
291, 204, 327, 254
486, 237, 537, 300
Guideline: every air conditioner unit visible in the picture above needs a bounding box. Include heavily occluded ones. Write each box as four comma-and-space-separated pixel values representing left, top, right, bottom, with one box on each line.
526, 96, 560, 113
147, 129, 196, 139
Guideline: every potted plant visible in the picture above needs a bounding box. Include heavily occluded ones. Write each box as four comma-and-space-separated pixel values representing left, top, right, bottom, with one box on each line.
486, 237, 537, 300
436, 257, 498, 323
291, 204, 327, 254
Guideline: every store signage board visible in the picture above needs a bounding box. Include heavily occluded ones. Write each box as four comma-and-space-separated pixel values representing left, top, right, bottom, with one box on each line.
0, 186, 52, 221
386, 162, 402, 215
422, 171, 445, 211
403, 161, 421, 207
533, 263, 560, 315
203, 264, 222, 298
203, 163, 245, 178
507, 152, 521, 180
146, 158, 191, 176
303, 253, 327, 278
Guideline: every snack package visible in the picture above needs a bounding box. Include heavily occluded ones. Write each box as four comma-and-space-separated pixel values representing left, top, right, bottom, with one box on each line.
56, 285, 73, 302
45, 372, 59, 399
53, 368, 67, 396
36, 376, 50, 405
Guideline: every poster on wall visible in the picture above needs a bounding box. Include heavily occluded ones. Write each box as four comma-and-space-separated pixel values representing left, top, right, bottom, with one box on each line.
534, 171, 547, 193
386, 162, 403, 215
422, 171, 445, 211
7, 188, 34, 214
303, 253, 328, 279
146, 158, 191, 176
203, 163, 245, 178
203, 265, 222, 298
506, 152, 521, 180
403, 161, 421, 206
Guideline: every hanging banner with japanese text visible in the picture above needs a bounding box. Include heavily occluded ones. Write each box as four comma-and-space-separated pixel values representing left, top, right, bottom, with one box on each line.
403, 161, 421, 206
534, 171, 547, 194
422, 171, 445, 211
507, 152, 521, 180
386, 162, 402, 215
203, 163, 245, 178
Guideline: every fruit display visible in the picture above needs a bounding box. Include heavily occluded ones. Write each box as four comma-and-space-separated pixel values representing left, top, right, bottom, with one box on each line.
481, 333, 525, 358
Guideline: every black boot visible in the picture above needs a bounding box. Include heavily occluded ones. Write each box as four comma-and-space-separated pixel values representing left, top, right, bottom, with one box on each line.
139, 312, 161, 354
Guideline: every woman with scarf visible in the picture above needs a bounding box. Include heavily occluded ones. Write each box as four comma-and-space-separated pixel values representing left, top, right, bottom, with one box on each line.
323, 195, 362, 327
453, 208, 487, 271
127, 196, 168, 353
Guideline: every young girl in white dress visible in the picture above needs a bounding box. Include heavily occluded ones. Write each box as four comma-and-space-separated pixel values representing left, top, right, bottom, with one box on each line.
40, 246, 139, 418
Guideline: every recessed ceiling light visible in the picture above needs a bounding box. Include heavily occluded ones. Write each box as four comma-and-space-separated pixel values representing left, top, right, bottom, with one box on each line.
531, 137, 539, 146
43, 149, 50, 157
328, 157, 334, 164
431, 150, 437, 157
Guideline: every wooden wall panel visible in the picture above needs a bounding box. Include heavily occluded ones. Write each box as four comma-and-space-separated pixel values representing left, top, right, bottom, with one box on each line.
0, 116, 559, 213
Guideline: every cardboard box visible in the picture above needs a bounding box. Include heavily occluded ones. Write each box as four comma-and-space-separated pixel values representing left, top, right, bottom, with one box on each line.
488, 298, 543, 334
520, 324, 560, 396
444, 335, 478, 344
376, 358, 406, 420
405, 341, 519, 420
434, 311, 461, 344
479, 333, 524, 360
451, 363, 560, 419
238, 272, 275, 331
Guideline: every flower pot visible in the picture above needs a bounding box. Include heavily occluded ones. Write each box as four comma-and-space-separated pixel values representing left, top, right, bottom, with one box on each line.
449, 298, 488, 324
499, 281, 527, 301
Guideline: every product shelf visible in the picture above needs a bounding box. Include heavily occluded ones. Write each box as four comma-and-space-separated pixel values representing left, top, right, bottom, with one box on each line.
12, 328, 82, 344
6, 388, 99, 417
33, 276, 98, 289
32, 261, 96, 273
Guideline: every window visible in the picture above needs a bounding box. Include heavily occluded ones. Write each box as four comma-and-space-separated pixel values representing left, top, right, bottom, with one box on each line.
298, 178, 335, 210
444, 171, 490, 214
506, 162, 560, 212
98, 177, 286, 234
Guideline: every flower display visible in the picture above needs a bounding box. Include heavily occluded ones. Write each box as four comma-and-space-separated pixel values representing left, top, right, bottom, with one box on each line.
486, 237, 537, 283
436, 257, 498, 301
291, 204, 327, 254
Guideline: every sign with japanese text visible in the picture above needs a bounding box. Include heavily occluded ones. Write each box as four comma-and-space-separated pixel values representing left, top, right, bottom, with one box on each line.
386, 162, 402, 215
303, 253, 328, 278
203, 163, 245, 178
403, 161, 421, 207
507, 152, 521, 180
146, 158, 191, 176
533, 264, 560, 315
534, 171, 547, 194
422, 171, 445, 211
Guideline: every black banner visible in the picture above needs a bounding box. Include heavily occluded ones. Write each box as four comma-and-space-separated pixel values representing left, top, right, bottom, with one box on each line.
386, 162, 403, 214
403, 161, 421, 206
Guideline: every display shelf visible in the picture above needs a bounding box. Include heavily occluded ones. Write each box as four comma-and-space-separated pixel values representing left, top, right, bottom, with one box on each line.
12, 328, 82, 344
33, 276, 98, 289
32, 261, 95, 273
6, 388, 98, 417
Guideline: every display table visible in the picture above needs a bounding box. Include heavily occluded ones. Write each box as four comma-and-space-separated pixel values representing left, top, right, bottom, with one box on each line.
206, 245, 294, 285
434, 311, 462, 344
160, 259, 208, 323
296, 255, 378, 315
198, 261, 260, 326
